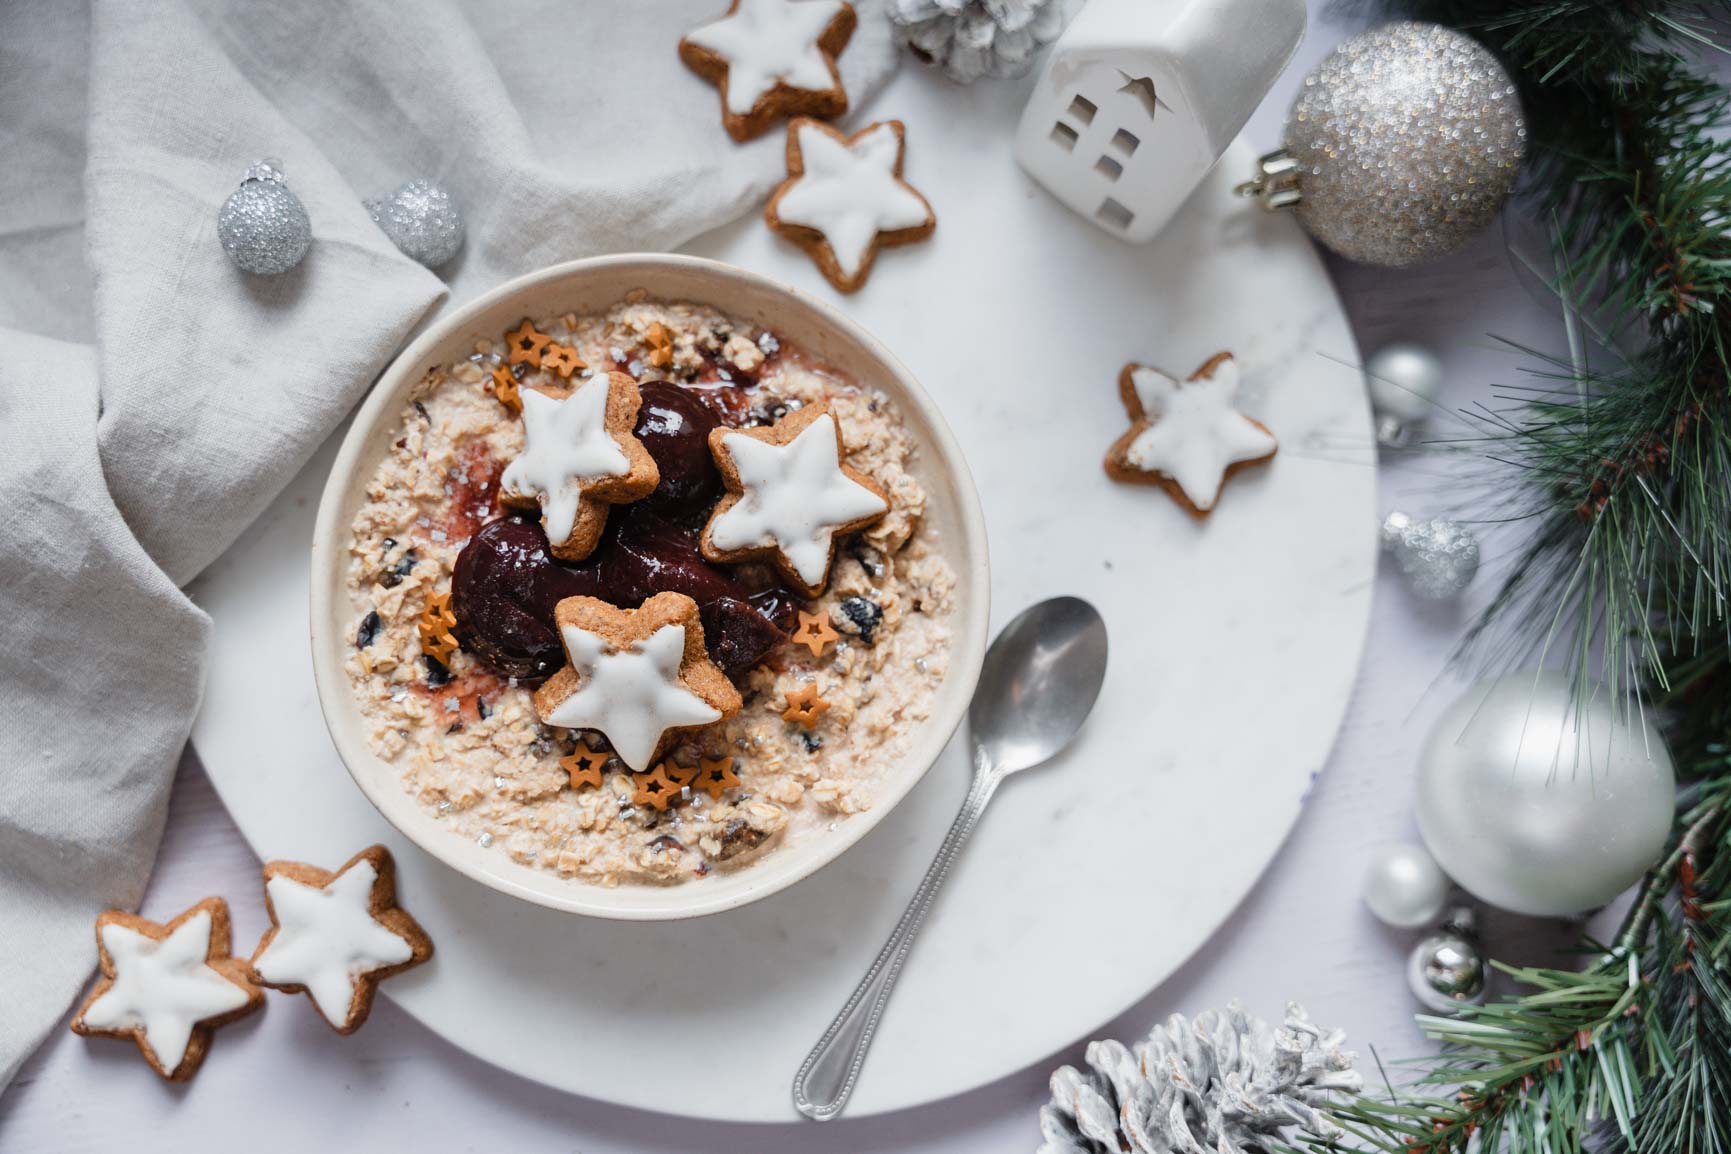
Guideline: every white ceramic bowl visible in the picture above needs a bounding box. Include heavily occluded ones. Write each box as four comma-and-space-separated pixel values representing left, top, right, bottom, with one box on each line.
309, 254, 990, 920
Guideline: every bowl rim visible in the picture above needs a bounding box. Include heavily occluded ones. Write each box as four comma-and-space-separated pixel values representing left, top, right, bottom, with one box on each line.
308, 253, 990, 920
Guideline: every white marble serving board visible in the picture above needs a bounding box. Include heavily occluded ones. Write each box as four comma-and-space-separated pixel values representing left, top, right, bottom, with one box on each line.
188, 73, 1375, 1120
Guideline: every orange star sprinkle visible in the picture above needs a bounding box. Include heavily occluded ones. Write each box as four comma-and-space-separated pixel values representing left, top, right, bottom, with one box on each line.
782, 682, 831, 729
489, 366, 522, 414
632, 762, 685, 812
541, 342, 586, 379
560, 746, 609, 791
645, 321, 674, 369
695, 756, 740, 800
505, 318, 551, 368
417, 591, 459, 662
792, 609, 839, 657
662, 760, 701, 789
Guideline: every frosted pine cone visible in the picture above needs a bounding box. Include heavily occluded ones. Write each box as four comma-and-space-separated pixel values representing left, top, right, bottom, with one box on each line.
888, 0, 1068, 84
1038, 1002, 1363, 1154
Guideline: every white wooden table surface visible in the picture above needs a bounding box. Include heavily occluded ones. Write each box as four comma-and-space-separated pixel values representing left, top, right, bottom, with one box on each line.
1, 7, 1621, 1150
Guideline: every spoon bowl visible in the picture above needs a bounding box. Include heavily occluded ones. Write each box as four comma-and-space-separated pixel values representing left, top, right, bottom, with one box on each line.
971, 595, 1109, 776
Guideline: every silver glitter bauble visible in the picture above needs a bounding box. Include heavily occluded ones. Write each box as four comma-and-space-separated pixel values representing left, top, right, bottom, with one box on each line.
1416, 672, 1676, 917
1362, 842, 1450, 928
217, 160, 311, 276
1364, 342, 1443, 446
1381, 511, 1479, 599
1239, 22, 1527, 268
365, 178, 464, 268
1406, 907, 1487, 1014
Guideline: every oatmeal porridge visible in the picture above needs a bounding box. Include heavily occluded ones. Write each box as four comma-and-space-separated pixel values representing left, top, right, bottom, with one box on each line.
343, 297, 956, 885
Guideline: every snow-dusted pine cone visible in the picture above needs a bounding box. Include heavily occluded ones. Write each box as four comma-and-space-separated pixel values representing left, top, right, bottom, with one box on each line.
1038, 1001, 1364, 1154
887, 0, 1068, 84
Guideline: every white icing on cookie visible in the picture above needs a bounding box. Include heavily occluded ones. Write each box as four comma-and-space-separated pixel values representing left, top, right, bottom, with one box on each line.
685, 0, 847, 116
501, 380, 631, 547
1124, 357, 1277, 511
710, 413, 888, 587
80, 910, 253, 1073
543, 622, 722, 771
775, 123, 931, 278
252, 859, 414, 1029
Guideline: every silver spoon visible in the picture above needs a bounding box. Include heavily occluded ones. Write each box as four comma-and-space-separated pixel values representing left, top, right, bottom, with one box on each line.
792, 596, 1109, 1121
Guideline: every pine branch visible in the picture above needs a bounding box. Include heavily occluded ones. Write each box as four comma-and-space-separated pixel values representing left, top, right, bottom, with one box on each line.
1297, 4, 1731, 1153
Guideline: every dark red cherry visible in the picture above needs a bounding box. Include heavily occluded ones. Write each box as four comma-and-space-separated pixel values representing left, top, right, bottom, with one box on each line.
633, 381, 722, 519
451, 513, 794, 682
450, 517, 603, 679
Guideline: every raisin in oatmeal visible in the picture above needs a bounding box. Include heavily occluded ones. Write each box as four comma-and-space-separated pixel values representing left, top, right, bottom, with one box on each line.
344, 298, 956, 886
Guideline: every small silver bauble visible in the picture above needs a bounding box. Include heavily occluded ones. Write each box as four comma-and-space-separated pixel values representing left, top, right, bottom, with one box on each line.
1381, 512, 1480, 599
1237, 22, 1527, 267
1416, 672, 1676, 917
1407, 906, 1487, 1014
1362, 841, 1451, 928
365, 177, 464, 268
217, 160, 311, 276
1364, 342, 1443, 446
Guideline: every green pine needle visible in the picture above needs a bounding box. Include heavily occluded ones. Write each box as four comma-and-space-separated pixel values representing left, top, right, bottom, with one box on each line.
1282, 4, 1731, 1153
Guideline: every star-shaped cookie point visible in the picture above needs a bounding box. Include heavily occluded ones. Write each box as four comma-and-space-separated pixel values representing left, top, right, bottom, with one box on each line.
248, 845, 432, 1034
697, 755, 741, 799
418, 590, 459, 662
1104, 352, 1278, 517
498, 371, 659, 561
561, 745, 610, 791
532, 592, 743, 772
766, 119, 935, 294
506, 318, 551, 368
783, 681, 831, 728
633, 762, 688, 811
702, 402, 889, 598
71, 897, 263, 1081
793, 608, 839, 656
541, 342, 586, 379
679, 0, 856, 141
489, 365, 523, 414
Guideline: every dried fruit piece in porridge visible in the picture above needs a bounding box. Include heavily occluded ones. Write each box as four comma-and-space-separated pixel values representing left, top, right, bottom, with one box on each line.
450, 515, 792, 682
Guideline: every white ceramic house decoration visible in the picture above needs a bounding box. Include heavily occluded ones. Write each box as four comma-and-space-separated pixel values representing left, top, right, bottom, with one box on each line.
1014, 0, 1306, 243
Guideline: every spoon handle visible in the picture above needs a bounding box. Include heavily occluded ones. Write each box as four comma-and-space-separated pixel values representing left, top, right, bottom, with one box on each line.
792, 760, 1002, 1121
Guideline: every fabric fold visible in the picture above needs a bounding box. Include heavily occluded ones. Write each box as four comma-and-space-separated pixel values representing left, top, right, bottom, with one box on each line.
0, 0, 895, 1089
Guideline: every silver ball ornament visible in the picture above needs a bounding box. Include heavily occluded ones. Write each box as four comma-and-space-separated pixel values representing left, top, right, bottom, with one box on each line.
1362, 842, 1451, 928
1364, 342, 1443, 446
1406, 906, 1487, 1014
217, 160, 311, 276
1247, 22, 1527, 268
365, 178, 464, 269
1381, 511, 1480, 599
1416, 672, 1676, 917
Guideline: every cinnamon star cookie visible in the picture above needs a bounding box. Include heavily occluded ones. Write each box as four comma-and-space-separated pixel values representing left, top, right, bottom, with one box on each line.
71, 898, 264, 1081
679, 0, 856, 142
248, 845, 432, 1034
532, 592, 743, 772
1104, 352, 1278, 517
701, 402, 888, 597
766, 118, 935, 293
499, 370, 658, 562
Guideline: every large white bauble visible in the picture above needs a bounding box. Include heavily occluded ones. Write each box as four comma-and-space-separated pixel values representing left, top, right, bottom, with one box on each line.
1416, 672, 1675, 917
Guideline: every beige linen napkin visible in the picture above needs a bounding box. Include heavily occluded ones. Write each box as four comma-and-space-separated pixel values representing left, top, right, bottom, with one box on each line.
0, 0, 894, 1086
